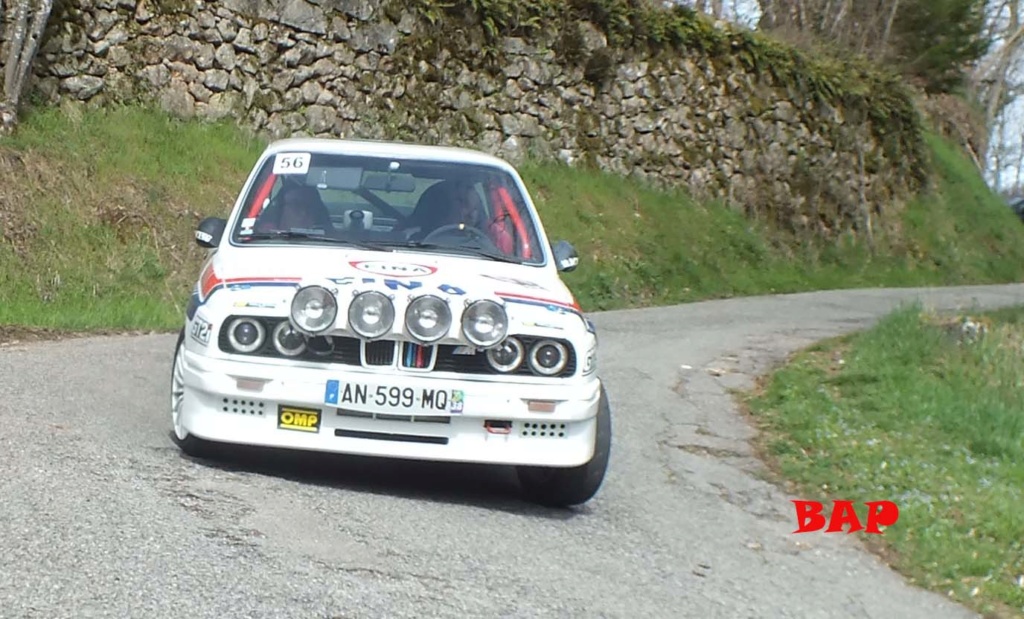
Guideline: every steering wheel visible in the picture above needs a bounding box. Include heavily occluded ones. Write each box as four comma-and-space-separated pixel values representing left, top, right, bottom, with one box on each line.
419, 223, 495, 248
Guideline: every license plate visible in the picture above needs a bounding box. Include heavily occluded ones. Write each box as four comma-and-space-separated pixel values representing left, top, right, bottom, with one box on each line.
324, 380, 464, 414
277, 405, 321, 433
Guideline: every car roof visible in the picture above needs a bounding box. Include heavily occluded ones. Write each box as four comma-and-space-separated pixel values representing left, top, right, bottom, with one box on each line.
262, 137, 516, 170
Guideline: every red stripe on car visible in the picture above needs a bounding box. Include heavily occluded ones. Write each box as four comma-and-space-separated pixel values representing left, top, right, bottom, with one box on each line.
495, 291, 580, 311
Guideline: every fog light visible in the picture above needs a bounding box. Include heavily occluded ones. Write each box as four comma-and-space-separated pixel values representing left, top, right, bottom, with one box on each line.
349, 290, 395, 339
405, 294, 451, 342
461, 299, 508, 347
291, 285, 338, 334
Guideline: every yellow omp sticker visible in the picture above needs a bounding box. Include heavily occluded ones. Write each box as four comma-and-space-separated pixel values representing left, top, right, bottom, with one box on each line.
277, 405, 321, 433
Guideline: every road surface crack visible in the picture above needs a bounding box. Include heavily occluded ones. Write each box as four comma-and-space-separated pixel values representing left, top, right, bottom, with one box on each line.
707, 481, 788, 521
315, 559, 452, 587
666, 441, 746, 459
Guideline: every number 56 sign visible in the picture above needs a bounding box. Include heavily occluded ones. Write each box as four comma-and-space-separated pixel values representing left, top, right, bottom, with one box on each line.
273, 152, 311, 175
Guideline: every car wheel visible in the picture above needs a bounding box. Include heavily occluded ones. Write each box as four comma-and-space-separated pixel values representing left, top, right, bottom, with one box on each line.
171, 329, 212, 458
516, 383, 612, 508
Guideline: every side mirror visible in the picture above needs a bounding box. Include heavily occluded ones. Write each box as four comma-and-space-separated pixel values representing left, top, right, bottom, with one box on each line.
195, 216, 227, 249
552, 240, 579, 272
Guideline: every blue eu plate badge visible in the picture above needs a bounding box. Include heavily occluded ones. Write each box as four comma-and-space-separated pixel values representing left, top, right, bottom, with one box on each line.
324, 379, 340, 405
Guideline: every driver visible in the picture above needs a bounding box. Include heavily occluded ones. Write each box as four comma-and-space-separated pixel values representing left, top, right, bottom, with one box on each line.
441, 181, 484, 229
418, 181, 514, 254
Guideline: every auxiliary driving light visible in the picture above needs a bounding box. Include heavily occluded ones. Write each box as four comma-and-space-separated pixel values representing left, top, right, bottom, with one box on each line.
461, 299, 508, 347
405, 295, 452, 343
290, 285, 338, 334
486, 337, 525, 372
272, 320, 307, 357
227, 317, 266, 353
528, 339, 568, 376
348, 290, 395, 339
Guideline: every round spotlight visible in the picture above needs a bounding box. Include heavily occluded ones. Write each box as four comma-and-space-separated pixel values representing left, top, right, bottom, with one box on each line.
528, 339, 568, 376
348, 290, 395, 339
272, 321, 307, 357
290, 285, 338, 334
227, 317, 266, 353
405, 295, 452, 343
486, 337, 525, 372
461, 299, 508, 348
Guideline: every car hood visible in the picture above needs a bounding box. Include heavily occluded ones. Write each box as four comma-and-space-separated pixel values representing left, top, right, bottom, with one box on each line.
203, 246, 584, 324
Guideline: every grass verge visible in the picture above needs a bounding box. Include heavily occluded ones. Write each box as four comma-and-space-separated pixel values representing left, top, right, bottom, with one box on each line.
744, 304, 1024, 618
2, 102, 1024, 332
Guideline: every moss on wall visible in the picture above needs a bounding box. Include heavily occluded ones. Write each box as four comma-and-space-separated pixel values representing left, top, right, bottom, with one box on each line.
395, 0, 927, 189
30, 0, 934, 242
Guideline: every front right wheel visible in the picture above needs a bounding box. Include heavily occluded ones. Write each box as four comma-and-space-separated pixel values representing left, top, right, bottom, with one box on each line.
516, 383, 612, 508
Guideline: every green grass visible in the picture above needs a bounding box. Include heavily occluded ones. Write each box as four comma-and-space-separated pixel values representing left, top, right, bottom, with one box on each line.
0, 103, 264, 330
2, 102, 1024, 331
745, 304, 1024, 618
514, 129, 1024, 310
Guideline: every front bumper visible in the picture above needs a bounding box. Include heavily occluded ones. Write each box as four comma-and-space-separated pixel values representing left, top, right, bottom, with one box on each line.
178, 349, 602, 467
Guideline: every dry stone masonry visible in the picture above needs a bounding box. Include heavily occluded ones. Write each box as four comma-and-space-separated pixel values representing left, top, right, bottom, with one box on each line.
29, 0, 926, 238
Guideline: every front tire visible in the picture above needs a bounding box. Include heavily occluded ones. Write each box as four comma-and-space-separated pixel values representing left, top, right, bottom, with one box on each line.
516, 383, 612, 508
170, 329, 213, 458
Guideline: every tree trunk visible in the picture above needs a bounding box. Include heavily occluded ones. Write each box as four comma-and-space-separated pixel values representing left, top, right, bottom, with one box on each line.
757, 0, 781, 29
878, 0, 901, 56
0, 0, 55, 135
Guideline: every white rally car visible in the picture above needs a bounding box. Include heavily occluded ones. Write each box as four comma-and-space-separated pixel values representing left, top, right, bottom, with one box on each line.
171, 137, 611, 507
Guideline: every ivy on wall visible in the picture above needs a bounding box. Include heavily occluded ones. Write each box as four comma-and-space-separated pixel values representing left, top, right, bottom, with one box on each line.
398, 0, 928, 188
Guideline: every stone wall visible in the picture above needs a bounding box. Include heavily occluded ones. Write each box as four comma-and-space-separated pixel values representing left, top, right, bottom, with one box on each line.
28, 0, 928, 238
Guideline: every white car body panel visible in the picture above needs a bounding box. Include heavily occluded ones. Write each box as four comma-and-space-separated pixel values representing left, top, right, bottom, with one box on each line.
176, 138, 603, 473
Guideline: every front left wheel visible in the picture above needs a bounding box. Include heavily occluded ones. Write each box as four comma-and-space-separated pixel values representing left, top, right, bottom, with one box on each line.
516, 383, 612, 508
170, 329, 213, 458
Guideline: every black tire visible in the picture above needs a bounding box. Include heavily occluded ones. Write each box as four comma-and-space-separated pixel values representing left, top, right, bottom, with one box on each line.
516, 383, 612, 508
170, 329, 214, 458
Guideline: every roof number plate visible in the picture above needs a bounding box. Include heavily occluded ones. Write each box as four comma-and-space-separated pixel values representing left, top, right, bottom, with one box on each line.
273, 152, 311, 175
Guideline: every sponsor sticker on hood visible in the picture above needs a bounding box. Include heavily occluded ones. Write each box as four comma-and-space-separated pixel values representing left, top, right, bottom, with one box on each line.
350, 260, 438, 278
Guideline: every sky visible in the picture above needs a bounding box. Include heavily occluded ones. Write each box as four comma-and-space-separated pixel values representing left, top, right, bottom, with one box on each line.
666, 0, 761, 27
715, 0, 761, 27
978, 2, 1024, 193
986, 95, 1022, 193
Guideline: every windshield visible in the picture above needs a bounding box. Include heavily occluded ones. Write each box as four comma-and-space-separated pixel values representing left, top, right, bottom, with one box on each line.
228, 150, 546, 265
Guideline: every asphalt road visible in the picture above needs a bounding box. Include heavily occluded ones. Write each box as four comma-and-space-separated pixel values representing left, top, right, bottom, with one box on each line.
3, 283, 1024, 619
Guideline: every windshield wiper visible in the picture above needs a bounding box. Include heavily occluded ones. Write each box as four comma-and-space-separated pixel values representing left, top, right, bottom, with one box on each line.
394, 240, 526, 264
241, 231, 391, 252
